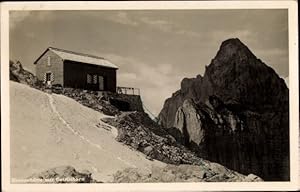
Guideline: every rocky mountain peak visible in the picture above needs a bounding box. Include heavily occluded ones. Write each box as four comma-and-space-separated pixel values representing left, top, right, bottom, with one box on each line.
212, 38, 256, 65
158, 38, 289, 181
203, 38, 288, 111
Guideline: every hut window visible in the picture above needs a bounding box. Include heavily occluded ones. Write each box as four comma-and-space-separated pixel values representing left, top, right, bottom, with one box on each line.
87, 74, 92, 84
47, 56, 51, 66
93, 75, 97, 84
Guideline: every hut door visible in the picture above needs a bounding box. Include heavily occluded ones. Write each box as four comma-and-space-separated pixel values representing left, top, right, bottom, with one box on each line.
98, 76, 104, 91
45, 72, 53, 87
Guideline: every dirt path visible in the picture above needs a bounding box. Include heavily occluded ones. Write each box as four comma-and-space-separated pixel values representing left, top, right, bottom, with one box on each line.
48, 94, 105, 151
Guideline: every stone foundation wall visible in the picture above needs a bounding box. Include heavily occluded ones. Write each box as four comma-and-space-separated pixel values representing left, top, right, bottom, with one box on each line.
110, 94, 144, 112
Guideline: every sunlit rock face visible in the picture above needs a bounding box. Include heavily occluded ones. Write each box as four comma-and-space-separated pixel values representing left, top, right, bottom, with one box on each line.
158, 38, 289, 181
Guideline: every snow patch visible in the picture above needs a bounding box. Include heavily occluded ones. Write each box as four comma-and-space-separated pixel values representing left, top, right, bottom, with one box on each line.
10, 81, 165, 182
47, 93, 140, 170
47, 94, 104, 151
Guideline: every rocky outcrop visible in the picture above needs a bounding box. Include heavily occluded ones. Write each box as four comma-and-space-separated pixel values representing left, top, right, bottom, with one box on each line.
27, 166, 98, 183
9, 60, 43, 88
113, 164, 263, 183
174, 99, 206, 146
158, 38, 289, 181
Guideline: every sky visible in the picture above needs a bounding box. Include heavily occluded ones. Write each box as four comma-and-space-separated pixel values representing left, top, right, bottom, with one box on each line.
9, 9, 289, 116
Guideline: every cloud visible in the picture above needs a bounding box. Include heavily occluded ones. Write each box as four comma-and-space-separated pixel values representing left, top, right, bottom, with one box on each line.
102, 53, 132, 67
176, 29, 202, 38
139, 17, 173, 32
157, 63, 172, 75
212, 29, 253, 42
10, 11, 54, 30
118, 73, 138, 84
10, 11, 31, 29
140, 17, 170, 26
107, 11, 138, 26
102, 13, 202, 38
139, 16, 202, 37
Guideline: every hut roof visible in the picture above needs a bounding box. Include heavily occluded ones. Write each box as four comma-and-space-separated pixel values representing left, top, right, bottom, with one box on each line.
34, 47, 118, 69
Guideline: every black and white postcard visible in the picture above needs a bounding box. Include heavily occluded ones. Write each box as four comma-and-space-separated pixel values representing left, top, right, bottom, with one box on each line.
1, 1, 299, 191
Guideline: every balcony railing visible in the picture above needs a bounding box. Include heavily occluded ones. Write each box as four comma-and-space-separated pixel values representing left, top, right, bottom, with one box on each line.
117, 86, 140, 95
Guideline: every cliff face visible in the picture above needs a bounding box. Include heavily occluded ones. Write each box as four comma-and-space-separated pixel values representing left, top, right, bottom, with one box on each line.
158, 38, 289, 181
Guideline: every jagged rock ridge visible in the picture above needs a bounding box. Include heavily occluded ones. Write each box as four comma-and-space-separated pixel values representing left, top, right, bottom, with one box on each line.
158, 38, 289, 181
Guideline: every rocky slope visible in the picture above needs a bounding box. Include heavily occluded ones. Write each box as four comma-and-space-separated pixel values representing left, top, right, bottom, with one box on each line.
102, 111, 263, 182
158, 38, 289, 181
113, 164, 263, 183
102, 112, 204, 165
62, 88, 121, 116
28, 166, 98, 183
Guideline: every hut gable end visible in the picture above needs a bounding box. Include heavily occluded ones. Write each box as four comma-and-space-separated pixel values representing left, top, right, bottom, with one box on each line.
35, 49, 64, 86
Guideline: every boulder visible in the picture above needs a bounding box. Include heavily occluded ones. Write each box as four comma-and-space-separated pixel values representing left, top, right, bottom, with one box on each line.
244, 174, 264, 182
